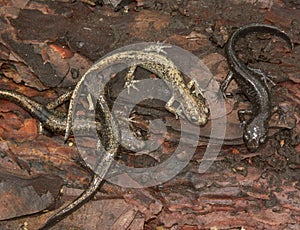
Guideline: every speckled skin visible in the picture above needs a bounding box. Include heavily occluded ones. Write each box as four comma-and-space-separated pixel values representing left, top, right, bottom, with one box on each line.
0, 90, 123, 229
223, 24, 293, 152
1, 46, 210, 229
39, 94, 119, 230
41, 46, 210, 229
65, 48, 210, 141
0, 89, 144, 149
0, 90, 67, 133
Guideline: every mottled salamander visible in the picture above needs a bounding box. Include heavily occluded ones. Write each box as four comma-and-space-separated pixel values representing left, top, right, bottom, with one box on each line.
41, 45, 210, 229
64, 45, 210, 141
222, 24, 293, 152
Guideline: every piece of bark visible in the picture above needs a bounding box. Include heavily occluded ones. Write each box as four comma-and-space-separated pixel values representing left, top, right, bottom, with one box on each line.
0, 171, 63, 220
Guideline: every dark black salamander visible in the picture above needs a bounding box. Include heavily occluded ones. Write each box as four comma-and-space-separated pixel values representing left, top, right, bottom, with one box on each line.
222, 23, 293, 152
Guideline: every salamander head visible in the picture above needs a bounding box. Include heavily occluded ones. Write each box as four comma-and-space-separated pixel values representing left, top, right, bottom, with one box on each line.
243, 122, 268, 152
181, 95, 210, 126
166, 87, 209, 126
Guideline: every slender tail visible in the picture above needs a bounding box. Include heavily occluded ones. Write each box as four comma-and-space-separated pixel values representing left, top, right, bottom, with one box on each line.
38, 175, 104, 230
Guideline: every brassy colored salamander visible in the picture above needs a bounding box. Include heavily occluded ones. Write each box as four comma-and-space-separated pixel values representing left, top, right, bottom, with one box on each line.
40, 45, 210, 229
44, 46, 209, 229
65, 45, 210, 141
222, 24, 293, 152
1, 45, 209, 228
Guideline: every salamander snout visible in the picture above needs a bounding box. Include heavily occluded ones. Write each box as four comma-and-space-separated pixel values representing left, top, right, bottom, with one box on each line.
187, 106, 209, 126
244, 124, 268, 152
245, 139, 261, 152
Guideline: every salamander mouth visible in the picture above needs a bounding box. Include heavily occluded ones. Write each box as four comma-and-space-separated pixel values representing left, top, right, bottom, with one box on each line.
246, 139, 260, 152
187, 114, 208, 126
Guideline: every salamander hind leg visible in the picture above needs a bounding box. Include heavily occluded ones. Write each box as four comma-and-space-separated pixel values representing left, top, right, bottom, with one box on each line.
46, 91, 73, 110
238, 109, 253, 127
165, 95, 183, 119
248, 66, 276, 90
143, 43, 172, 54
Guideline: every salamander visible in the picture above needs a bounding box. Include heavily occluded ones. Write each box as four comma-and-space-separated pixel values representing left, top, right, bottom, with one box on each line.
0, 90, 67, 133
64, 45, 210, 141
1, 44, 210, 228
41, 44, 210, 228
222, 23, 293, 152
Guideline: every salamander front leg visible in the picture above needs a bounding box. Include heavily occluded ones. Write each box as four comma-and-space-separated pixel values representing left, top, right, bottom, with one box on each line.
124, 66, 140, 93
272, 105, 288, 125
238, 109, 253, 127
165, 95, 182, 119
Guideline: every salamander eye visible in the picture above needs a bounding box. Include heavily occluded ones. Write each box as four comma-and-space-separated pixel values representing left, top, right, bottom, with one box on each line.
259, 136, 266, 144
189, 116, 198, 123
